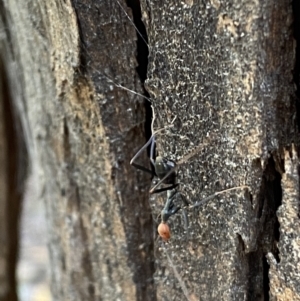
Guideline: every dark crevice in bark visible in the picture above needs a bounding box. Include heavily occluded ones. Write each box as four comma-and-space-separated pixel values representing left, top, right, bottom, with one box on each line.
125, 0, 152, 143
0, 56, 28, 301
125, 0, 148, 82
269, 156, 282, 264
237, 233, 245, 252
262, 255, 270, 301
63, 117, 71, 161
246, 251, 264, 301
292, 0, 300, 132
261, 156, 282, 262
122, 3, 156, 301
247, 156, 282, 300
71, 0, 91, 73
256, 185, 265, 219
298, 164, 300, 219
260, 156, 283, 300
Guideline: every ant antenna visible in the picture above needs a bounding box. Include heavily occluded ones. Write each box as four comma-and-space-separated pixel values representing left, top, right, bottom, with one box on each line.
149, 115, 176, 164
115, 0, 149, 47
79, 30, 151, 105
98, 72, 152, 103
176, 139, 210, 165
130, 126, 172, 166
150, 105, 157, 137
150, 135, 156, 165
162, 245, 193, 301
189, 185, 249, 209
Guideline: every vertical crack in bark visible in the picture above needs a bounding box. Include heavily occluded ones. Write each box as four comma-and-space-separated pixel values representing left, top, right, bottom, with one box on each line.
63, 117, 71, 161
122, 2, 157, 300
266, 156, 282, 263
259, 156, 282, 299
246, 156, 283, 300
125, 0, 152, 142
260, 156, 282, 260
245, 251, 264, 301
0, 57, 28, 301
292, 0, 300, 132
262, 255, 270, 301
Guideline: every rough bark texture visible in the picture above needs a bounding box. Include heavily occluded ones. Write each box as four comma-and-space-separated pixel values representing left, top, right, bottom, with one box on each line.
1, 0, 154, 300
0, 0, 299, 301
141, 0, 299, 300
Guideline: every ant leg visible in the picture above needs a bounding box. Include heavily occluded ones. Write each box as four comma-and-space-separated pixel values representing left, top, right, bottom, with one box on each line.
150, 133, 156, 166
149, 126, 174, 165
149, 166, 178, 194
130, 135, 154, 166
162, 245, 191, 300
130, 135, 156, 176
130, 127, 167, 173
150, 183, 179, 195
181, 208, 189, 230
161, 190, 181, 223
131, 162, 154, 175
165, 205, 181, 222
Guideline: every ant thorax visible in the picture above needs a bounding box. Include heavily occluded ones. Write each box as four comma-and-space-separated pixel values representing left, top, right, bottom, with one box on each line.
154, 156, 176, 185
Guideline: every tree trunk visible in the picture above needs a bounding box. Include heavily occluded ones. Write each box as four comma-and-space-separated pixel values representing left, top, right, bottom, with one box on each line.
0, 0, 299, 301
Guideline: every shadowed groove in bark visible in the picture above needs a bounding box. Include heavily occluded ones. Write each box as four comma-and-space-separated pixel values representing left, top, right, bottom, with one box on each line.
293, 0, 300, 132
63, 118, 71, 161
120, 3, 156, 299
243, 156, 283, 300
0, 56, 28, 301
260, 156, 282, 300
262, 255, 270, 301
260, 156, 282, 258
125, 0, 153, 143
266, 156, 282, 261
245, 250, 264, 301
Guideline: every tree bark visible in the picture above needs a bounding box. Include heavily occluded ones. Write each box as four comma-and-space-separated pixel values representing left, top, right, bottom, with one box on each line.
0, 0, 299, 301
141, 1, 299, 300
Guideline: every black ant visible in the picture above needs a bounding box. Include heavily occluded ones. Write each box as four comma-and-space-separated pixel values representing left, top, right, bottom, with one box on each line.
131, 130, 249, 241
130, 128, 189, 239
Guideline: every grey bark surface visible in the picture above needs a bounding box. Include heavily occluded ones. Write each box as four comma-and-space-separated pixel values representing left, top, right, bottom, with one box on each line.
141, 1, 299, 300
1, 0, 154, 300
0, 0, 299, 301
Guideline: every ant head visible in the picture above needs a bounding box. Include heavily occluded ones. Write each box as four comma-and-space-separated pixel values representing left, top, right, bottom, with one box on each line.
158, 222, 170, 241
